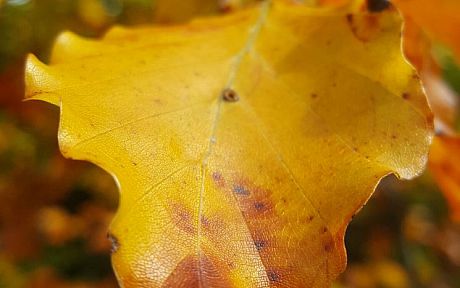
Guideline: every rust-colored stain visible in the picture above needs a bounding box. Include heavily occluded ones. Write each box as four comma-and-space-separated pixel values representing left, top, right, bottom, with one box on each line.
162, 255, 233, 288
200, 215, 226, 236
232, 181, 276, 219
212, 171, 226, 188
170, 203, 195, 234
346, 13, 381, 42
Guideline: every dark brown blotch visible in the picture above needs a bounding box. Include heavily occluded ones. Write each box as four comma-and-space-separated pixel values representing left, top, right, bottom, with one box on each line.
233, 184, 250, 196
267, 270, 281, 283
254, 240, 266, 251
222, 88, 239, 102
402, 92, 410, 100
254, 201, 268, 212
346, 14, 359, 39
107, 232, 120, 254
233, 179, 278, 220
346, 14, 354, 25
367, 0, 390, 12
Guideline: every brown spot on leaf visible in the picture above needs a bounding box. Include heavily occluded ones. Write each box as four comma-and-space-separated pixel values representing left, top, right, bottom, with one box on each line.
163, 255, 233, 287
311, 93, 318, 99
254, 240, 266, 251
367, 0, 390, 12
402, 92, 410, 100
201, 215, 225, 236
222, 88, 239, 102
107, 232, 119, 254
233, 184, 250, 196
324, 239, 334, 252
267, 270, 281, 283
201, 215, 210, 227
254, 202, 266, 211
346, 14, 353, 24
212, 172, 226, 188
232, 180, 276, 218
346, 13, 381, 42
170, 204, 195, 234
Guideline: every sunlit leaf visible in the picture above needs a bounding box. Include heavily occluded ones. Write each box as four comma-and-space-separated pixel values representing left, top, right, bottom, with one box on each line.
25, 0, 432, 286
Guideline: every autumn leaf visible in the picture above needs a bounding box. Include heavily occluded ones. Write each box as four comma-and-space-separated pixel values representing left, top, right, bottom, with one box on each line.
25, 0, 432, 286
398, 3, 458, 130
395, 1, 460, 222
392, 0, 460, 64
429, 136, 460, 222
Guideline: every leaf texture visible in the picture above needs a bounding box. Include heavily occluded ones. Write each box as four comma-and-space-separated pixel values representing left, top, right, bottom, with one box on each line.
25, 0, 433, 286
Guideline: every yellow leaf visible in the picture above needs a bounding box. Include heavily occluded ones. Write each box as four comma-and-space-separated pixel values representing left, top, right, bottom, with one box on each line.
25, 0, 433, 286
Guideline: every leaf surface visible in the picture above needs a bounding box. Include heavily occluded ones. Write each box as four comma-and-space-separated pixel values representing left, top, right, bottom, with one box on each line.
25, 1, 433, 286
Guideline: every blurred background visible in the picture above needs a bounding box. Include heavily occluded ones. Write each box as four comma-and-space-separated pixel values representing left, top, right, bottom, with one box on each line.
0, 0, 459, 287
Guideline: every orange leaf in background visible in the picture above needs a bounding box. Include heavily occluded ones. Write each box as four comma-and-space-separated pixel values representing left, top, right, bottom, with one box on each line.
25, 0, 432, 286
398, 1, 460, 222
429, 136, 460, 222
392, 0, 460, 64
401, 17, 458, 131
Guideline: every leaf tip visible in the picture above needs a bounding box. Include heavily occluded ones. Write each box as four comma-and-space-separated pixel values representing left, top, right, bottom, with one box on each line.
51, 30, 100, 63
24, 54, 60, 106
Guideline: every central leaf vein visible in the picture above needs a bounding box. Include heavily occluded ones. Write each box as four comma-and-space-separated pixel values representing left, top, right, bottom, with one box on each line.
195, 1, 272, 286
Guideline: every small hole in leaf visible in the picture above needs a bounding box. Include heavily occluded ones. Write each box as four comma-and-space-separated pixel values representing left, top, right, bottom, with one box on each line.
222, 88, 239, 102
